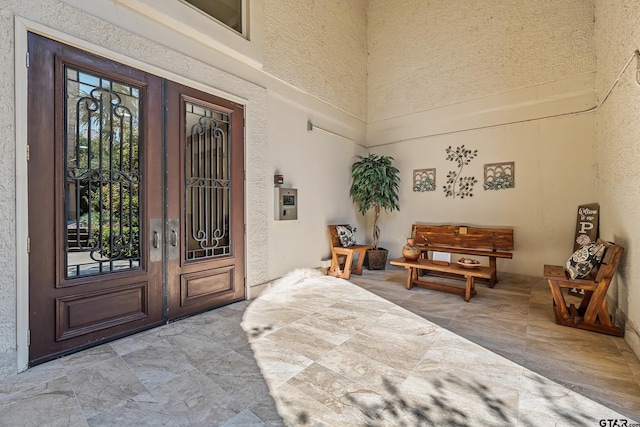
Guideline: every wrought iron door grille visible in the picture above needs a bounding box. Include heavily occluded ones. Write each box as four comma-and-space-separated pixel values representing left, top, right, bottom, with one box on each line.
185, 102, 231, 260
64, 66, 142, 277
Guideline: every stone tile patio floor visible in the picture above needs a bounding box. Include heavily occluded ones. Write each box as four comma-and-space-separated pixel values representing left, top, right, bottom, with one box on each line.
0, 267, 638, 426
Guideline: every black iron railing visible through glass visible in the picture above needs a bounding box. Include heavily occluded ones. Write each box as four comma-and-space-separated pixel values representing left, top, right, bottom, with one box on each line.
65, 66, 141, 277
185, 101, 231, 260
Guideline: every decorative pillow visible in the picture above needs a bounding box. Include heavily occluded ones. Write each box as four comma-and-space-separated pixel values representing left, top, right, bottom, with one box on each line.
564, 242, 606, 280
336, 225, 357, 247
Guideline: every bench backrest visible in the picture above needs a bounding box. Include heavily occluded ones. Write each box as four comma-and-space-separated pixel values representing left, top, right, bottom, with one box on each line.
412, 224, 514, 251
594, 240, 624, 282
328, 225, 349, 248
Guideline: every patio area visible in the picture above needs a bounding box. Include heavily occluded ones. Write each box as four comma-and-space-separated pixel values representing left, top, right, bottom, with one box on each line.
0, 267, 638, 426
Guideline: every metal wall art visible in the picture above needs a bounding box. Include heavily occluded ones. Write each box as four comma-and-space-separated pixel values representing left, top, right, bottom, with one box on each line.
413, 168, 436, 192
483, 162, 515, 190
443, 145, 478, 199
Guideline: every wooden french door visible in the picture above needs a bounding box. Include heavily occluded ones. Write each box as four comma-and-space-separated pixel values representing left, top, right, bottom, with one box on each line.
164, 83, 245, 320
27, 33, 245, 364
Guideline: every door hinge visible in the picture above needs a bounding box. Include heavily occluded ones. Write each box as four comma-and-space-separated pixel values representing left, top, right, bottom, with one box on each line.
26, 51, 29, 69
26, 145, 30, 161
27, 329, 30, 346
27, 237, 31, 254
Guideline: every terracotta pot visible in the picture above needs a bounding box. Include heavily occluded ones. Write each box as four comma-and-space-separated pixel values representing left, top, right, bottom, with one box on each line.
402, 241, 421, 261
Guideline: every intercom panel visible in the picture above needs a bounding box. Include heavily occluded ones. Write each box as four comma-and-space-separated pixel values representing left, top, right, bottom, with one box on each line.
275, 187, 297, 220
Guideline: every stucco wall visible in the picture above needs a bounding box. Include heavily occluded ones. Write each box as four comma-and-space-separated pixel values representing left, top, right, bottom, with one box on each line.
264, 0, 368, 120
366, 0, 597, 278
0, 2, 17, 377
367, 0, 595, 123
266, 94, 366, 279
370, 113, 597, 277
594, 0, 640, 357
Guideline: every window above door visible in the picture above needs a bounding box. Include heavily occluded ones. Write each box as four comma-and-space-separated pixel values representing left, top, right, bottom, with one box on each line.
181, 0, 245, 36
86, 0, 264, 68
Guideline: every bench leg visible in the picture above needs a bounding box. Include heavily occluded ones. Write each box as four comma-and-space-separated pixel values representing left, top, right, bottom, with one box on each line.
597, 299, 613, 327
464, 276, 476, 302
547, 279, 570, 322
584, 285, 611, 326
489, 257, 497, 287
328, 252, 344, 278
340, 252, 354, 279
405, 267, 415, 290
328, 250, 354, 279
352, 248, 367, 276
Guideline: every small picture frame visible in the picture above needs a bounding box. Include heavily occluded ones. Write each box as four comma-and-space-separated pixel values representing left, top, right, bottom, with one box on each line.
413, 168, 436, 192
484, 162, 515, 190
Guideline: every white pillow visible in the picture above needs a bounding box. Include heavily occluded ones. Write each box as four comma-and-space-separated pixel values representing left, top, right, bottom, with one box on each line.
336, 225, 357, 247
564, 242, 605, 280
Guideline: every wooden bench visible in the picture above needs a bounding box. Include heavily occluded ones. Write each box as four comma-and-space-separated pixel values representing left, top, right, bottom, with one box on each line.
543, 240, 624, 336
412, 224, 514, 287
390, 258, 493, 301
327, 225, 373, 280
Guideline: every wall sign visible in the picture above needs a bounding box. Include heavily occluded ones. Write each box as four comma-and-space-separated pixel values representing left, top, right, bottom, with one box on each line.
573, 203, 599, 250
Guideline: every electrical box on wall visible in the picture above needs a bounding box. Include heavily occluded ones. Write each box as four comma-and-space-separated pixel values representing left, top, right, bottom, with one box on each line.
275, 187, 298, 220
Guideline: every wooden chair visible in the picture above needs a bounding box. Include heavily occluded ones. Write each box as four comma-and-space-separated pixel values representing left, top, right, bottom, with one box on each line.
327, 225, 372, 280
543, 240, 624, 336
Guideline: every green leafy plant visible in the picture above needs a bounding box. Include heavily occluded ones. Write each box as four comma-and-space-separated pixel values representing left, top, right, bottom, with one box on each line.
483, 173, 514, 190
413, 178, 436, 192
349, 154, 400, 249
93, 225, 140, 259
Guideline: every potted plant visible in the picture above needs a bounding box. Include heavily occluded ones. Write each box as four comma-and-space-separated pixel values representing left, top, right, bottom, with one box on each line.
349, 153, 400, 269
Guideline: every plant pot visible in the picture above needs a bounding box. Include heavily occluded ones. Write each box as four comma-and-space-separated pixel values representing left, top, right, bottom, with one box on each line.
365, 248, 388, 270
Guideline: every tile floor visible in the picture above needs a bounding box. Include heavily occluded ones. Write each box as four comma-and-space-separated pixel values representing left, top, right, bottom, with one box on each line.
0, 267, 639, 426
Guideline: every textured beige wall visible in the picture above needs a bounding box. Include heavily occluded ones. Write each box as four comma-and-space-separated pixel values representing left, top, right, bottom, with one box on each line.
0, 0, 17, 377
367, 0, 595, 123
264, 0, 368, 120
366, 0, 598, 279
594, 0, 640, 356
371, 114, 597, 277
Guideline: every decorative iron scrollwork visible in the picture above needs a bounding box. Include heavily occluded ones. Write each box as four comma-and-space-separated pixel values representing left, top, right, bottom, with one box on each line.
185, 103, 231, 260
65, 67, 141, 277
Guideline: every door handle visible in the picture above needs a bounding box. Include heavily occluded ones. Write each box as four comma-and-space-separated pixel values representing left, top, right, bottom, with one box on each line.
167, 219, 180, 260
150, 218, 163, 262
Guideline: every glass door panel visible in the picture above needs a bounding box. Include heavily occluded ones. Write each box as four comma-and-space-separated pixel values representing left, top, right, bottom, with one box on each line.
65, 67, 142, 277
185, 101, 231, 260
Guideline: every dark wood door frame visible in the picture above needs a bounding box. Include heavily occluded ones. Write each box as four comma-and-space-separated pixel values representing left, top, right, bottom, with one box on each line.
27, 33, 245, 365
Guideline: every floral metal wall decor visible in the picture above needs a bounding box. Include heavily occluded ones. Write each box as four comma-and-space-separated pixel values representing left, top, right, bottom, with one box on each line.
413, 168, 436, 192
483, 162, 515, 190
443, 145, 478, 199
